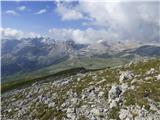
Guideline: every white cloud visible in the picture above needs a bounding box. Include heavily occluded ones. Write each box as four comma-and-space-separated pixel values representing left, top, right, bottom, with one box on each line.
0, 28, 22, 39
3, 1, 159, 46
35, 9, 47, 15
48, 28, 120, 44
17, 5, 27, 11
56, 5, 84, 20
0, 28, 41, 39
55, 1, 160, 44
6, 10, 18, 15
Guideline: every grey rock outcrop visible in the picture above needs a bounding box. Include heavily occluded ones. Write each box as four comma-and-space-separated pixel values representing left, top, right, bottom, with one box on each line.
119, 71, 134, 83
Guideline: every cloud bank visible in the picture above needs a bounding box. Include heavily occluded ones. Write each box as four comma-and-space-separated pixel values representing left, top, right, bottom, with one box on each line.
54, 1, 160, 44
48, 28, 120, 44
0, 28, 40, 39
2, 1, 159, 45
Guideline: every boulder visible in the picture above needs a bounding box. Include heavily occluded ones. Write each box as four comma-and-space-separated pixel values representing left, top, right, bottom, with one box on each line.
119, 71, 134, 82
91, 108, 101, 116
144, 76, 153, 81
131, 79, 137, 84
67, 107, 75, 113
7, 109, 12, 113
108, 85, 122, 103
48, 102, 55, 108
121, 83, 128, 93
119, 109, 133, 120
156, 74, 160, 80
77, 77, 81, 81
98, 91, 104, 98
109, 100, 117, 108
146, 68, 156, 75
66, 107, 76, 119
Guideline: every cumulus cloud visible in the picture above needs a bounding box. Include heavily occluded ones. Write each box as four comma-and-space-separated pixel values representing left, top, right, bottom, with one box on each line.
17, 5, 27, 11
6, 10, 18, 15
55, 1, 160, 44
48, 28, 120, 44
35, 9, 47, 15
3, 1, 159, 45
0, 28, 41, 39
56, 3, 84, 20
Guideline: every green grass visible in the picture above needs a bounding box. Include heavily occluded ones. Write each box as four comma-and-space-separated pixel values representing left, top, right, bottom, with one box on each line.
108, 107, 120, 120
1, 67, 88, 93
2, 57, 130, 82
2, 56, 130, 93
124, 59, 160, 110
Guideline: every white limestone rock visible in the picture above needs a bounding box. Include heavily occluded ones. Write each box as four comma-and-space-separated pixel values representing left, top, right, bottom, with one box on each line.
156, 74, 160, 80
109, 100, 117, 108
108, 85, 122, 103
146, 68, 156, 75
121, 83, 128, 93
98, 91, 104, 98
119, 109, 133, 120
144, 77, 153, 81
48, 102, 55, 108
119, 71, 134, 83
91, 108, 101, 116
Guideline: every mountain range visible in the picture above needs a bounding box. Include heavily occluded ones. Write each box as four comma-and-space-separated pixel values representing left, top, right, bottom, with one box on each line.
2, 37, 160, 78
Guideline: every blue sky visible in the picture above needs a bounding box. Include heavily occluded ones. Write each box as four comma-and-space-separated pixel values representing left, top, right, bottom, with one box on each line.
1, 1, 159, 44
1, 1, 88, 35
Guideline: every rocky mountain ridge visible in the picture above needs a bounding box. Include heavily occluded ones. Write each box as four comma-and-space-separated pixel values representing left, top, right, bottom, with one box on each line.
2, 59, 160, 120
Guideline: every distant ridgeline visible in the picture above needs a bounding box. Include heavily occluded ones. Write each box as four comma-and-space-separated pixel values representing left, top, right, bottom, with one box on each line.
2, 38, 160, 79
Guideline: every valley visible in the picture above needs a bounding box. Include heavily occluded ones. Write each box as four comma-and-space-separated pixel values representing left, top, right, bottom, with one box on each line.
1, 1, 159, 120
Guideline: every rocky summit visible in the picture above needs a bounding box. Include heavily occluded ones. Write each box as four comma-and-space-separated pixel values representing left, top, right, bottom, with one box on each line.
1, 59, 160, 120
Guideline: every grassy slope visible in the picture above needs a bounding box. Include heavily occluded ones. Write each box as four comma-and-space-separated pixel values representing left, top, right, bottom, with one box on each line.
1, 67, 89, 93
123, 59, 160, 110
2, 58, 160, 119
2, 57, 130, 82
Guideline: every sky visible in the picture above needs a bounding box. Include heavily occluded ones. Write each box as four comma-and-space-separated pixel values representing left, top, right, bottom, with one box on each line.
1, 0, 160, 44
